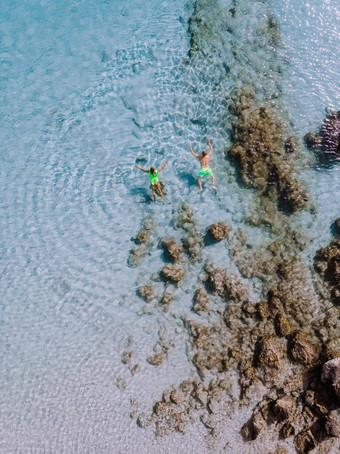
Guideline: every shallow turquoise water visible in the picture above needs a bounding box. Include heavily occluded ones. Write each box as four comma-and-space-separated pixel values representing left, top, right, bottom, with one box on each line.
0, 0, 339, 452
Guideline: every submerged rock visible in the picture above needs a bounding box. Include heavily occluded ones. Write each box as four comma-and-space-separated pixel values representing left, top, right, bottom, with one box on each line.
255, 336, 285, 382
228, 99, 309, 213
242, 410, 267, 440
162, 264, 186, 282
161, 237, 183, 262
305, 110, 340, 156
289, 333, 318, 365
148, 352, 167, 367
159, 291, 174, 312
193, 288, 209, 312
272, 395, 295, 421
128, 244, 148, 267
137, 283, 156, 301
206, 222, 231, 242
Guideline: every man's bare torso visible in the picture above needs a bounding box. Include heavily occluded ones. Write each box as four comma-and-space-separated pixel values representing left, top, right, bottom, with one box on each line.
198, 155, 211, 168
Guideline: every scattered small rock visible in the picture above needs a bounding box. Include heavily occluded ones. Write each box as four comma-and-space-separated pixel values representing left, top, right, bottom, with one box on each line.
148, 352, 166, 367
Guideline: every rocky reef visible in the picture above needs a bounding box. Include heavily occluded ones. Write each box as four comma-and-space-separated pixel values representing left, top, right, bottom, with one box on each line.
304, 110, 340, 158
228, 95, 309, 213
126, 1, 339, 452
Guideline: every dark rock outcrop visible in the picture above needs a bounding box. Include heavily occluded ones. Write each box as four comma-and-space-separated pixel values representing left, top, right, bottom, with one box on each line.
321, 357, 340, 398
304, 110, 340, 156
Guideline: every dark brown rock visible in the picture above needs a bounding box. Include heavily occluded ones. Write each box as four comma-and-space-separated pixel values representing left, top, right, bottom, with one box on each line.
290, 333, 318, 365
304, 132, 322, 149
321, 357, 340, 397
242, 411, 266, 440
281, 422, 295, 439
255, 336, 285, 382
294, 429, 316, 454
207, 222, 231, 242
273, 395, 295, 421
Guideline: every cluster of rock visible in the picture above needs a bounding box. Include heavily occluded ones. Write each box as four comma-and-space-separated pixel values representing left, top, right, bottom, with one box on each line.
314, 238, 340, 306
127, 2, 340, 449
304, 110, 340, 157
228, 91, 309, 213
128, 214, 156, 267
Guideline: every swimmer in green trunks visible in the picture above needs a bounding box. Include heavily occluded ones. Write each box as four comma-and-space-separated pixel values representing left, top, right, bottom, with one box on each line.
189, 138, 216, 192
135, 160, 169, 203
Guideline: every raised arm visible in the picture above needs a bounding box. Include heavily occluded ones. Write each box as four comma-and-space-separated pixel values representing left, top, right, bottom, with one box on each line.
134, 165, 149, 173
189, 143, 199, 158
157, 160, 169, 172
206, 138, 213, 156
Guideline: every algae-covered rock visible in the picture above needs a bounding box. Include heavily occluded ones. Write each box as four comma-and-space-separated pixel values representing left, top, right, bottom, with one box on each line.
228, 98, 309, 213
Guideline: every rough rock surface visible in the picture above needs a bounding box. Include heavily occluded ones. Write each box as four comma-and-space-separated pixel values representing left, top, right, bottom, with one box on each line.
161, 237, 183, 262
228, 95, 309, 213
207, 222, 231, 242
254, 336, 285, 382
193, 288, 209, 312
304, 110, 340, 156
162, 264, 186, 282
322, 358, 340, 398
148, 352, 167, 367
137, 284, 155, 301
289, 333, 319, 365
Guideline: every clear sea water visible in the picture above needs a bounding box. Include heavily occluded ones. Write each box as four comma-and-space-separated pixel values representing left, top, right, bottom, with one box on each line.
0, 0, 339, 453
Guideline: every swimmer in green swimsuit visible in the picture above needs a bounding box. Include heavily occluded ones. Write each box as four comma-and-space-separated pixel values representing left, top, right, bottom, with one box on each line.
189, 138, 216, 192
135, 160, 169, 203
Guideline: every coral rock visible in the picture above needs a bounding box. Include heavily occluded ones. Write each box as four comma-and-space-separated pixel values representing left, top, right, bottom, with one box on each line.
161, 237, 183, 261
207, 222, 231, 242
193, 288, 209, 312
162, 264, 186, 282
138, 284, 155, 301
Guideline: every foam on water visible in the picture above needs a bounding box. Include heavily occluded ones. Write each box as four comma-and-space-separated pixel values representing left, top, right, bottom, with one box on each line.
0, 0, 339, 452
